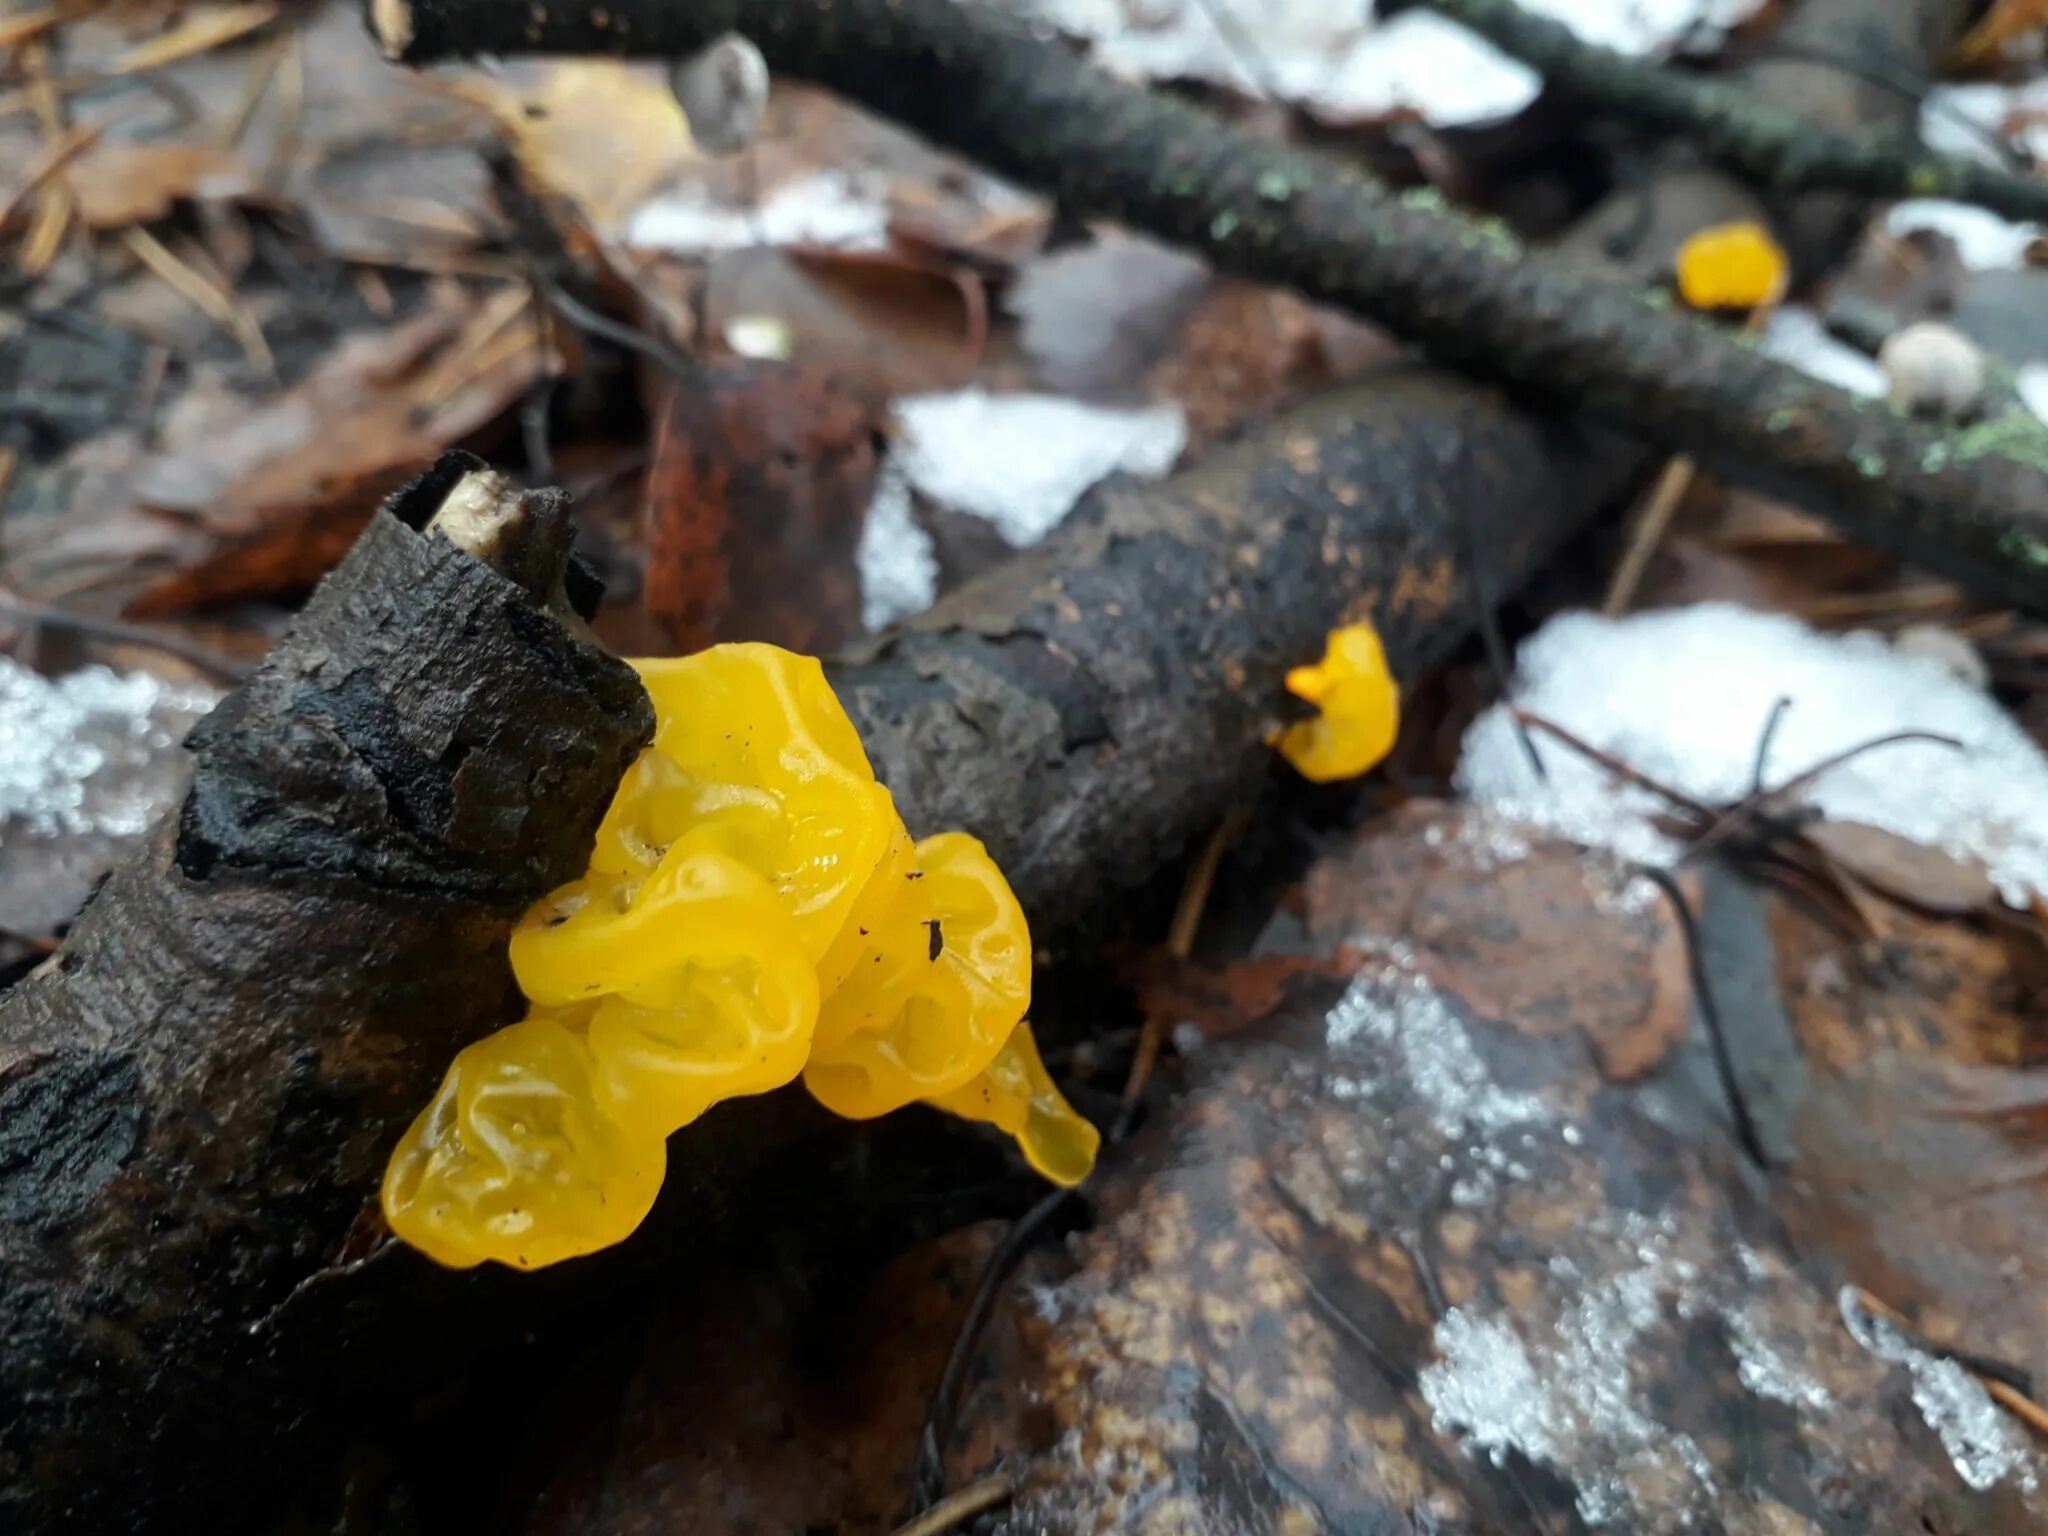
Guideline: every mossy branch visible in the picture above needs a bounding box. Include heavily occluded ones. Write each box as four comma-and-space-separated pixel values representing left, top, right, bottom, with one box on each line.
371, 0, 2048, 613
1424, 0, 2048, 224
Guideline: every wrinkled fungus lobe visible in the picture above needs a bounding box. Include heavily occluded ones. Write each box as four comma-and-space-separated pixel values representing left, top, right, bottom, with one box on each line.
1675, 221, 1788, 311
383, 644, 1094, 1270
1269, 622, 1401, 783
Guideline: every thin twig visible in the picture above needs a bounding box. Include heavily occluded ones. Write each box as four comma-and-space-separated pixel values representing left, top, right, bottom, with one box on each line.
1988, 1378, 2048, 1440
1513, 710, 1720, 817
541, 282, 699, 387
1425, 0, 2048, 223
915, 1187, 1074, 1509
1603, 455, 1696, 617
1634, 864, 1769, 1169
1606, 302, 1774, 617
1850, 1287, 2047, 1425
19, 40, 72, 276
1684, 728, 1965, 864
1460, 478, 1545, 781
0, 597, 256, 682
220, 27, 292, 149
912, 809, 1245, 1509
1748, 696, 1793, 799
0, 116, 106, 230
1767, 730, 1963, 804
120, 226, 273, 375
890, 1474, 1013, 1536
1120, 807, 1249, 1129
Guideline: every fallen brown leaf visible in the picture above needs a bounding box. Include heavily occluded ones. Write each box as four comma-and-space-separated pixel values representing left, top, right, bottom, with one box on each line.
108, 1, 279, 75
451, 60, 691, 237
703, 245, 988, 406
65, 141, 255, 229
118, 299, 556, 615
1299, 800, 1697, 1082
1790, 1050, 2048, 1399
641, 358, 878, 652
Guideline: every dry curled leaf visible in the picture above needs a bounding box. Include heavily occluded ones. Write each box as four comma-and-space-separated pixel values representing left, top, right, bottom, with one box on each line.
454, 60, 692, 235
117, 297, 557, 615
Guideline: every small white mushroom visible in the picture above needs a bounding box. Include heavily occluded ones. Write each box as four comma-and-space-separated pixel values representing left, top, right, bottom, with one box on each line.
1877, 320, 1985, 420
1893, 622, 1991, 691
671, 33, 770, 156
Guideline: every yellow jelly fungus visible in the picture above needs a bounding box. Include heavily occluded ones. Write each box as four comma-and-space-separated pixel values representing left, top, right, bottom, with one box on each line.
803, 831, 1033, 1116
1675, 221, 1788, 311
382, 643, 1097, 1269
508, 847, 820, 1135
1267, 622, 1400, 783
384, 643, 1092, 1272
380, 1011, 667, 1270
928, 1020, 1101, 1186
600, 646, 904, 966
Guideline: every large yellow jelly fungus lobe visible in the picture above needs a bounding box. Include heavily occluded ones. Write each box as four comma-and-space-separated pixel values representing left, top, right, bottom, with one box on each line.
1267, 622, 1400, 783
382, 643, 1094, 1270
1674, 221, 1788, 312
380, 1011, 666, 1272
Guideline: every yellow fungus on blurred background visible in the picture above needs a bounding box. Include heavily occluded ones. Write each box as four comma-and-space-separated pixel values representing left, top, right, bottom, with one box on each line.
1675, 221, 1789, 311
1268, 623, 1401, 783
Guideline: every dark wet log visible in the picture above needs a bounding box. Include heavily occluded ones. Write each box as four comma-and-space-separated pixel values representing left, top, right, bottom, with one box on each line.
371, 0, 2048, 614
835, 368, 1631, 929
0, 455, 653, 1532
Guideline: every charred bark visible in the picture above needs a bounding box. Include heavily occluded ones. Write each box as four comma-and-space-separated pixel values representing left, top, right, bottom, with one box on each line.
0, 456, 653, 1531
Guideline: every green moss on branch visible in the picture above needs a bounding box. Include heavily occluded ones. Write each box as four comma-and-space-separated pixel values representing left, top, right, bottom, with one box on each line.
374, 0, 2048, 612
1427, 0, 2048, 224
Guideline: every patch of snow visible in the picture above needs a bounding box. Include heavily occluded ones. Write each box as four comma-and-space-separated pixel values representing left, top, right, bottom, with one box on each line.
1323, 962, 1551, 1142
1457, 604, 2048, 905
1886, 199, 2041, 271
1725, 1307, 1834, 1412
1306, 12, 1537, 128
1841, 1287, 2041, 1494
1016, 0, 1759, 128
1424, 1248, 1717, 1528
1761, 306, 1887, 397
2019, 362, 2048, 425
1423, 1311, 1564, 1464
855, 464, 938, 631
890, 390, 1186, 547
1920, 80, 2048, 169
627, 170, 890, 254
0, 659, 217, 841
